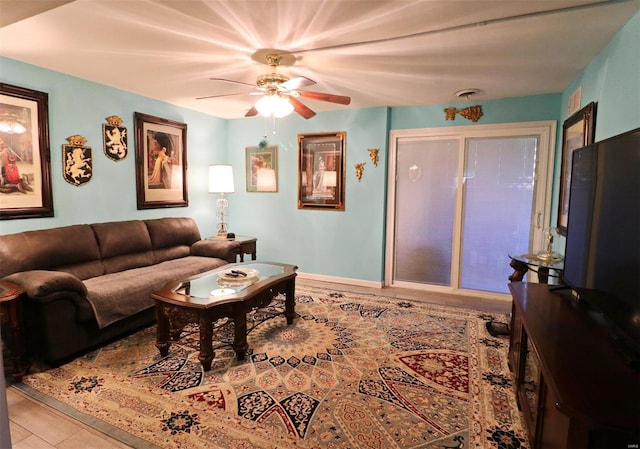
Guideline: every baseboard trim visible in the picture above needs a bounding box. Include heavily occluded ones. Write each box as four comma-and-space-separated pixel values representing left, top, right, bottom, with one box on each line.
297, 272, 384, 289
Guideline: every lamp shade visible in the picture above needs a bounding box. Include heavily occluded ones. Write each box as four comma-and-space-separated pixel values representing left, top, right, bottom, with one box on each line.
209, 164, 234, 193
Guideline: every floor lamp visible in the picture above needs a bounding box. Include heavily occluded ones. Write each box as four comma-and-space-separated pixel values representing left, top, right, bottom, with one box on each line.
209, 164, 234, 238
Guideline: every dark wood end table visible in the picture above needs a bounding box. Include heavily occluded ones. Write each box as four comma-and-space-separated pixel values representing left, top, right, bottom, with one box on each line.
0, 280, 29, 381
229, 235, 257, 262
487, 253, 565, 337
152, 262, 297, 371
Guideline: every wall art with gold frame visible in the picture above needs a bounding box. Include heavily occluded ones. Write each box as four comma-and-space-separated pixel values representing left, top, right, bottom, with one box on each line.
297, 131, 346, 210
134, 112, 188, 209
0, 83, 53, 220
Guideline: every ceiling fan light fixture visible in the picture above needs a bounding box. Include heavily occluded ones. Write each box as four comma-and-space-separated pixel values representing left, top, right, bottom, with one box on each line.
255, 94, 293, 118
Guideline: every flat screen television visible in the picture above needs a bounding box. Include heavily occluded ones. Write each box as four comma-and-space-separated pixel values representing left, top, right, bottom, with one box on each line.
562, 126, 640, 368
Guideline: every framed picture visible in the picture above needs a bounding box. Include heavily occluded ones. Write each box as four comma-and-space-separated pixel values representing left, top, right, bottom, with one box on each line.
556, 102, 596, 235
0, 83, 53, 220
297, 131, 346, 210
246, 145, 278, 192
134, 112, 188, 209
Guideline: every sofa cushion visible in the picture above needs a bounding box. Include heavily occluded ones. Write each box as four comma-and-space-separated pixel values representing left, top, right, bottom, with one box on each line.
83, 255, 227, 328
145, 217, 201, 250
92, 220, 153, 258
191, 239, 241, 262
153, 245, 191, 263
56, 261, 106, 281
4, 270, 87, 298
0, 225, 101, 278
92, 220, 155, 274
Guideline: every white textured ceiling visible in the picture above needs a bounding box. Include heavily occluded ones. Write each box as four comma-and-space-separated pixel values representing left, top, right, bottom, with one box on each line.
1, 0, 638, 119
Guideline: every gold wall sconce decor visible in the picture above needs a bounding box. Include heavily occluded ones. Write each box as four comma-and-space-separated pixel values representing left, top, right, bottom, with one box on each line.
368, 148, 379, 167
444, 105, 483, 122
354, 162, 366, 182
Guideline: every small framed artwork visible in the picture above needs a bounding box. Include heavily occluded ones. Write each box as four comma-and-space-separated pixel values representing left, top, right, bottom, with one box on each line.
0, 83, 54, 220
134, 112, 188, 209
297, 131, 346, 210
557, 101, 596, 235
246, 145, 278, 192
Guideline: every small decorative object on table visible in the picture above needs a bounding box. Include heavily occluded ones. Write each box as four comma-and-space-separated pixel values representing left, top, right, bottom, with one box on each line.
537, 227, 563, 262
217, 267, 259, 286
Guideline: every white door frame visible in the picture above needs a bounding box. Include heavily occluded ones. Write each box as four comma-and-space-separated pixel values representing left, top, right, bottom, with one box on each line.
385, 121, 557, 299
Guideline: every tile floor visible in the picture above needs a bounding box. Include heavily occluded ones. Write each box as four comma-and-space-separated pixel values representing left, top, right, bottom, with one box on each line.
7, 386, 132, 449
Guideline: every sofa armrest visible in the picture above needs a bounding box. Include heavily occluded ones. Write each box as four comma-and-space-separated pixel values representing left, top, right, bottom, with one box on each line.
190, 239, 241, 263
4, 270, 88, 300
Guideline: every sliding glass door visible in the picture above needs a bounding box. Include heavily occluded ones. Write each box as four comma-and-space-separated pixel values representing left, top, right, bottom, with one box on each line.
386, 122, 555, 297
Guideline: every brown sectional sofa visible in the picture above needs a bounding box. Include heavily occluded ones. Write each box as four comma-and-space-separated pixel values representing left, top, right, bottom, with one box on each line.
0, 217, 240, 365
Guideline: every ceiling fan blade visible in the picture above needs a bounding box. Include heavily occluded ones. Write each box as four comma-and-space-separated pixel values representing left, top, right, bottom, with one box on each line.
297, 90, 351, 105
196, 91, 254, 100
289, 97, 316, 119
280, 76, 316, 91
210, 77, 256, 88
245, 106, 259, 117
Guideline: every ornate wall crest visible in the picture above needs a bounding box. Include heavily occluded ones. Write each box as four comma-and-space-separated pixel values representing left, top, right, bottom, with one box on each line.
368, 149, 379, 167
444, 105, 483, 122
354, 162, 366, 182
62, 134, 92, 186
102, 115, 127, 161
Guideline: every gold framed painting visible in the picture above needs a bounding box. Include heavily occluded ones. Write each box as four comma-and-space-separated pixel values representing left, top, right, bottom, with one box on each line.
134, 112, 188, 209
0, 83, 53, 220
557, 102, 596, 235
297, 131, 346, 210
245, 145, 278, 192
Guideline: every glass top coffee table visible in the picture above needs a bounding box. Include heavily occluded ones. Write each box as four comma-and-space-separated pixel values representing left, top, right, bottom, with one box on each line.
151, 261, 297, 371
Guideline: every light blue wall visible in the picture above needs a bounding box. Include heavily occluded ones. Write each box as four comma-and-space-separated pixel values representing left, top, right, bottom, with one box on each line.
390, 94, 560, 130
0, 57, 227, 236
226, 107, 390, 281
552, 11, 640, 235
560, 11, 640, 140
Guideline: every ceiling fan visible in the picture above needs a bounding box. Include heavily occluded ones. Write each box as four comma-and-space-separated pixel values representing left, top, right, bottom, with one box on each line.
197, 52, 351, 119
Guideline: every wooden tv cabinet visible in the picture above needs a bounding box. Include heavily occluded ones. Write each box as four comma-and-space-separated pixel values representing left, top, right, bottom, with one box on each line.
508, 282, 639, 449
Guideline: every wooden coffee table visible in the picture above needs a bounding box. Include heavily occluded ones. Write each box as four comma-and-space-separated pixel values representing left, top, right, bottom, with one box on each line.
151, 262, 297, 371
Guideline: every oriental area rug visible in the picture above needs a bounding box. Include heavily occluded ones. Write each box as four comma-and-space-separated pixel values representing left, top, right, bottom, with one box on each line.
16, 286, 529, 449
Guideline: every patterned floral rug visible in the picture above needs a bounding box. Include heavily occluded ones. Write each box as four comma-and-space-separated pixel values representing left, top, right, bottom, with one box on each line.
17, 286, 529, 449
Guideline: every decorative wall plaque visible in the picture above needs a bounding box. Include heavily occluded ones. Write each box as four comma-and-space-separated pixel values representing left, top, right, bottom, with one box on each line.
368, 149, 379, 167
444, 105, 483, 122
354, 162, 366, 182
62, 134, 92, 186
103, 115, 127, 161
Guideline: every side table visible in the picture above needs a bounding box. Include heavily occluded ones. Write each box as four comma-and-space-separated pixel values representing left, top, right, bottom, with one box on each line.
229, 235, 257, 262
508, 253, 564, 284
487, 253, 564, 337
0, 281, 29, 381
